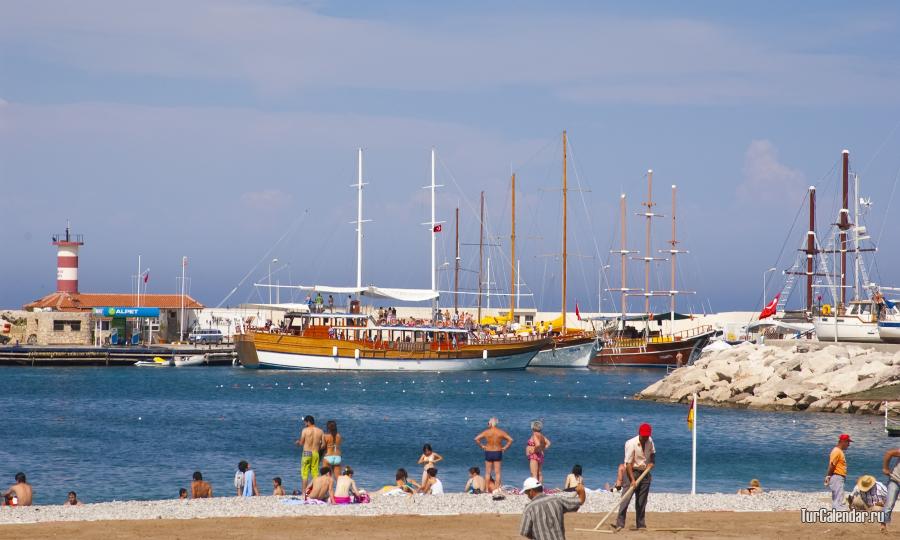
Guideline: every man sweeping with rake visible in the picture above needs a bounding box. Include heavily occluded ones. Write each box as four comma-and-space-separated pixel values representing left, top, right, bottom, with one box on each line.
613, 423, 655, 531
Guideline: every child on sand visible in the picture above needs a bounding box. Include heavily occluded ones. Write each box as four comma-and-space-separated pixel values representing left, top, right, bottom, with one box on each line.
465, 467, 486, 494
564, 464, 583, 492
272, 477, 285, 496
420, 468, 444, 495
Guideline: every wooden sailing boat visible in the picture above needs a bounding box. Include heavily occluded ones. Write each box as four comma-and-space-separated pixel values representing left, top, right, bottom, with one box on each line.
529, 130, 598, 368
591, 171, 713, 367
235, 148, 549, 371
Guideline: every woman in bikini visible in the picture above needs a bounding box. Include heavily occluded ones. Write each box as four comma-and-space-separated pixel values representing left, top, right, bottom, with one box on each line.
333, 467, 360, 504
525, 420, 551, 484
394, 468, 420, 495
417, 443, 443, 486
323, 420, 343, 476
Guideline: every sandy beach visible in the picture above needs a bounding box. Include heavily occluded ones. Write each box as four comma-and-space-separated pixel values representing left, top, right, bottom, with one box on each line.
0, 512, 895, 540
3, 490, 893, 539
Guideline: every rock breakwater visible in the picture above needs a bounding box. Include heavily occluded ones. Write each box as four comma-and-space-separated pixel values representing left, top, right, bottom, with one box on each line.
637, 342, 900, 413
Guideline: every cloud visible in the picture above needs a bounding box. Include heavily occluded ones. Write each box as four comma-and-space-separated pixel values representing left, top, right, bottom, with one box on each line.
241, 189, 293, 210
737, 140, 806, 203
1, 1, 899, 105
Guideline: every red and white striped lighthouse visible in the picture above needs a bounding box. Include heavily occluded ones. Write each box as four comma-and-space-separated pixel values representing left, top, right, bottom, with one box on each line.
52, 222, 84, 294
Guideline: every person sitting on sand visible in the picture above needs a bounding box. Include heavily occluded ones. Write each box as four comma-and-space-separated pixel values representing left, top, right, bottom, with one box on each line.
420, 467, 444, 495
3, 473, 33, 506
465, 467, 486, 494
394, 468, 420, 494
417, 443, 443, 486
604, 464, 626, 492
241, 462, 259, 497
334, 467, 360, 504
737, 479, 763, 495
273, 477, 286, 496
179, 488, 188, 499
307, 467, 334, 503
564, 464, 583, 492
849, 475, 887, 511
234, 461, 247, 496
64, 491, 83, 505
474, 417, 514, 491
191, 471, 213, 498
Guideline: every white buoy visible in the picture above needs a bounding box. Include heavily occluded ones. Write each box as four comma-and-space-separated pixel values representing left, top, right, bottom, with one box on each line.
138, 417, 142, 421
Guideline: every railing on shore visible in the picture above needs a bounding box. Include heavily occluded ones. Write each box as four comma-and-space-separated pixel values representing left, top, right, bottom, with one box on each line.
605, 325, 714, 349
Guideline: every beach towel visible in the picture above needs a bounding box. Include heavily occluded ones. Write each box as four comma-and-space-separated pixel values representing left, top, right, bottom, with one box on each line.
282, 497, 327, 505
381, 488, 407, 497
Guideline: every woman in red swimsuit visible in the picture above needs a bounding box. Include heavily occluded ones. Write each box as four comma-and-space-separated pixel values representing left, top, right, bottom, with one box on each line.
525, 420, 551, 484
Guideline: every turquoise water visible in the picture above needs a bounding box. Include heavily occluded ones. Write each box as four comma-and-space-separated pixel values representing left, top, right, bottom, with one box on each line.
0, 366, 890, 504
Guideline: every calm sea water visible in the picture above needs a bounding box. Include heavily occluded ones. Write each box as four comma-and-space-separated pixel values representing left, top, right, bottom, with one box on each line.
0, 366, 890, 505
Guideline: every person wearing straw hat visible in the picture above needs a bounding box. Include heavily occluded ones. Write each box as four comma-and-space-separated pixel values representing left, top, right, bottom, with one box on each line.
614, 423, 655, 531
879, 447, 900, 531
848, 475, 886, 511
519, 476, 585, 540
825, 433, 852, 510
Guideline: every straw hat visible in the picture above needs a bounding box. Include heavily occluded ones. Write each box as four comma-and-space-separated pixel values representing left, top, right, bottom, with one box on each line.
856, 475, 877, 493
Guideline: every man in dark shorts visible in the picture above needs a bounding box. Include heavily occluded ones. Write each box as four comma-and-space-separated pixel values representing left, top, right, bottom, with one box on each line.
474, 417, 513, 491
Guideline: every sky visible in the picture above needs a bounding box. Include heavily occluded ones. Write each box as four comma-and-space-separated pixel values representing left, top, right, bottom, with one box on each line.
2, 0, 900, 314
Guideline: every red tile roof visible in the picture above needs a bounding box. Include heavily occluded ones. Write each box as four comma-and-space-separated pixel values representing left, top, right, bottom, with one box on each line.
24, 292, 204, 311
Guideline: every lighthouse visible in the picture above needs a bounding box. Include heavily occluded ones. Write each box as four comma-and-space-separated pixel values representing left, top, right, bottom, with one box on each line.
52, 222, 84, 294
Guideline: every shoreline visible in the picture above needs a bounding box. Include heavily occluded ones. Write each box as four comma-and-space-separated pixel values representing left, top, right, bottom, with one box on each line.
0, 491, 833, 526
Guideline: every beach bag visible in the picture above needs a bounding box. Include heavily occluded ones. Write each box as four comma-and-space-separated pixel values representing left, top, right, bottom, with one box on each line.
354, 492, 371, 504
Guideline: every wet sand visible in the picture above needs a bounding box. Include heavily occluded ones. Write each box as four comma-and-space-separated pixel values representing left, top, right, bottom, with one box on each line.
0, 512, 895, 539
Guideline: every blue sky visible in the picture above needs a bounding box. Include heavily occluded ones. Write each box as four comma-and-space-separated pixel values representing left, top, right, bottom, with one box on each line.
2, 0, 900, 313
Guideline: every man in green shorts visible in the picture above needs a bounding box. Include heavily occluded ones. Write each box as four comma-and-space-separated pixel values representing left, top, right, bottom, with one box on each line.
296, 415, 325, 494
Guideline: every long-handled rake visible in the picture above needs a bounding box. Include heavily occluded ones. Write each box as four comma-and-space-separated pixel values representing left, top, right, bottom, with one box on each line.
574, 466, 652, 533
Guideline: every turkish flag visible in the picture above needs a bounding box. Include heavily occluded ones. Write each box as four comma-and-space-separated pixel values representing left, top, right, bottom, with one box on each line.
143, 270, 150, 284
759, 293, 780, 320
433, 224, 442, 233
575, 302, 581, 321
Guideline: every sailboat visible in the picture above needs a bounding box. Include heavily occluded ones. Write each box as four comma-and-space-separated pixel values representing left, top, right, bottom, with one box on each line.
529, 131, 598, 368
591, 171, 713, 367
812, 150, 899, 342
235, 148, 548, 371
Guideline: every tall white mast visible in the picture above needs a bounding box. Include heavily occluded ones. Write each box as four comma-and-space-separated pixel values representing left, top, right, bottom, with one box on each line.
431, 147, 436, 293
853, 172, 860, 300
353, 147, 369, 291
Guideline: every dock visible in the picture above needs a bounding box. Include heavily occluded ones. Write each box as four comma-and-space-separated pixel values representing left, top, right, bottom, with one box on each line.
0, 344, 236, 366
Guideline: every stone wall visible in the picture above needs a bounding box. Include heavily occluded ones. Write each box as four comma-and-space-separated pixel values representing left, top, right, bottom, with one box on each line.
637, 342, 900, 414
21, 312, 94, 345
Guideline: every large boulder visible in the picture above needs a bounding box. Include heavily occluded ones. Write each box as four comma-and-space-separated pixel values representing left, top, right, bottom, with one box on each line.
826, 371, 860, 394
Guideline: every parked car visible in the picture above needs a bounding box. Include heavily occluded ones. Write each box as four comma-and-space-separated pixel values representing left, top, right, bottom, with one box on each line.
188, 329, 224, 344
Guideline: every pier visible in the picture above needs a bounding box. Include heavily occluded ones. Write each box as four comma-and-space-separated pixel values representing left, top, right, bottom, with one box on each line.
0, 344, 235, 366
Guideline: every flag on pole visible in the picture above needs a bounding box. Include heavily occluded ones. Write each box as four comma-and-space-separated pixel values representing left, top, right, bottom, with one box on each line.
759, 293, 780, 320
182, 256, 188, 268
142, 269, 150, 284
433, 224, 442, 233
575, 302, 581, 321
687, 398, 695, 431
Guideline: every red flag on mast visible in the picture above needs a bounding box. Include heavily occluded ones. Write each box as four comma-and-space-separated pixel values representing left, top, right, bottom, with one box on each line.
759, 293, 780, 320
575, 302, 581, 321
433, 224, 442, 233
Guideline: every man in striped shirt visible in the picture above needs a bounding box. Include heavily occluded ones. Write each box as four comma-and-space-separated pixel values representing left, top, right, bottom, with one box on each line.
519, 476, 585, 540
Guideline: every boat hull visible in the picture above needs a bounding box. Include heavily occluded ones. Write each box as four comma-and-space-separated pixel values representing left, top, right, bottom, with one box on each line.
814, 316, 881, 343
590, 330, 713, 368
878, 321, 900, 343
174, 354, 206, 367
529, 337, 596, 368
236, 333, 545, 371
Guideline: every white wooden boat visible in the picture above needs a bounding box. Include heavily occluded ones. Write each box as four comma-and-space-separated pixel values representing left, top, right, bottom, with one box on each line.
134, 356, 171, 367
174, 354, 206, 367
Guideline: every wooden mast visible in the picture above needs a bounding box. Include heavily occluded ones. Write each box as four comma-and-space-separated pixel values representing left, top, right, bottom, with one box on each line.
669, 184, 677, 332
561, 130, 568, 333
454, 206, 460, 313
806, 186, 816, 313
839, 149, 850, 309
620, 193, 628, 329
477, 191, 485, 324
644, 170, 654, 318
509, 173, 516, 320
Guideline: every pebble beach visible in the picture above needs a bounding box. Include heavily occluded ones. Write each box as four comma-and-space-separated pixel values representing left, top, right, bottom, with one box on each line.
0, 491, 832, 525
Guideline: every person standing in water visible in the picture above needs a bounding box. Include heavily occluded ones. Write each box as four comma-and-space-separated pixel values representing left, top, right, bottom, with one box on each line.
323, 420, 343, 477
525, 420, 551, 484
296, 415, 325, 495
417, 444, 443, 486
2, 473, 32, 507
474, 417, 513, 490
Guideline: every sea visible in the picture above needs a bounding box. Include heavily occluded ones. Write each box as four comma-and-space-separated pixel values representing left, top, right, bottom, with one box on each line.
0, 366, 891, 505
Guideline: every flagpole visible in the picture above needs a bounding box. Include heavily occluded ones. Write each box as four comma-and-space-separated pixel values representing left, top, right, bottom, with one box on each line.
691, 392, 697, 495
180, 256, 186, 343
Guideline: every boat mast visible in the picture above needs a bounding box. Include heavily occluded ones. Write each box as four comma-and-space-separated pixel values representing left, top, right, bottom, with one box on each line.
806, 186, 816, 313
839, 149, 850, 309
620, 194, 628, 328
669, 184, 677, 331
431, 147, 437, 295
644, 170, 654, 320
455, 206, 460, 313
477, 191, 485, 323
561, 130, 568, 333
354, 147, 368, 292
509, 172, 516, 320
854, 171, 860, 300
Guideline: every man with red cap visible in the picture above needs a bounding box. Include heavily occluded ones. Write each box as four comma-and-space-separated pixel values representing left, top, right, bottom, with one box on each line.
825, 433, 852, 510
614, 423, 655, 531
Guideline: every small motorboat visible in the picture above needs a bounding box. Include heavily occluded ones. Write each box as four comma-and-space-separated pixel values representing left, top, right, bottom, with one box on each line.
134, 356, 171, 367
174, 354, 206, 367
